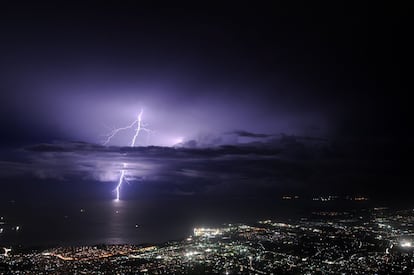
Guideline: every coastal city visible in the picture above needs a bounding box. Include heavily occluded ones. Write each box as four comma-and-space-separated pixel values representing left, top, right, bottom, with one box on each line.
1, 206, 413, 274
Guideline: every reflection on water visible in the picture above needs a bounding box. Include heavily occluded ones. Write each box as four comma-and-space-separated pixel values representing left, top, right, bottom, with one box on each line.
0, 198, 371, 246
106, 199, 127, 244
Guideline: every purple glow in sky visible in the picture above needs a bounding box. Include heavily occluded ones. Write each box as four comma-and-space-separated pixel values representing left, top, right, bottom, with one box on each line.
2, 73, 332, 147
0, 1, 411, 203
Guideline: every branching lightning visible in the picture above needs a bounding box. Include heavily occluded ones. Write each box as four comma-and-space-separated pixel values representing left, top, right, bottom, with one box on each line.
103, 108, 151, 201
103, 109, 151, 146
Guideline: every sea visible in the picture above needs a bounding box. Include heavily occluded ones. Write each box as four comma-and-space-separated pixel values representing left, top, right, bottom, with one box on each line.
0, 196, 377, 247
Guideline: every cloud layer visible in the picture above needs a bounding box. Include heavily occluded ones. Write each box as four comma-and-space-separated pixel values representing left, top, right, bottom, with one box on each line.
0, 134, 408, 200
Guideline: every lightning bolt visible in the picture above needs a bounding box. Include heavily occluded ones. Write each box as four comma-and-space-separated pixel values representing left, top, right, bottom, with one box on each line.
116, 164, 126, 201
103, 108, 151, 201
131, 108, 144, 147
103, 109, 150, 146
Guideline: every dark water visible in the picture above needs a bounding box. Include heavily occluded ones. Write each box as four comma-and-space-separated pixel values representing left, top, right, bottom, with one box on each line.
0, 197, 374, 247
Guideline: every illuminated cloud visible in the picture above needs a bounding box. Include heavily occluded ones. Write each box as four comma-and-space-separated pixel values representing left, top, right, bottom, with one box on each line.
0, 134, 406, 200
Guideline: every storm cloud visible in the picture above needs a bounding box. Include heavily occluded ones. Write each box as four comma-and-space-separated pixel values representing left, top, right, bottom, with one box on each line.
0, 2, 411, 201
0, 134, 408, 201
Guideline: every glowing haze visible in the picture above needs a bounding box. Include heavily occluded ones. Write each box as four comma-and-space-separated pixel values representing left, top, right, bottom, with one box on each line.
0, 2, 410, 201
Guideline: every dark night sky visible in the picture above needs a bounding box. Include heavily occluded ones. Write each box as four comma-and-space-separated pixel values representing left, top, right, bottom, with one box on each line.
0, 2, 412, 200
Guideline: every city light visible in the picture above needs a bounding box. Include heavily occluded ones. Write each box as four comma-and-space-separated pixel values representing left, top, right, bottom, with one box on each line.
400, 240, 412, 248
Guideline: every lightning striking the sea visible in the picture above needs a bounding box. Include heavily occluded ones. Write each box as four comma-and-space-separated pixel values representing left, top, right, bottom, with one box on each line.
103, 108, 151, 201
116, 164, 126, 202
